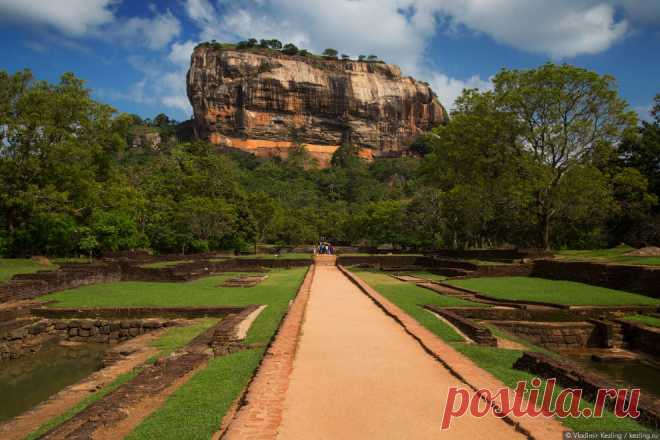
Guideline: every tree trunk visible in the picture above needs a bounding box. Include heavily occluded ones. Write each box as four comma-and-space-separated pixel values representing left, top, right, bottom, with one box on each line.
540, 211, 551, 250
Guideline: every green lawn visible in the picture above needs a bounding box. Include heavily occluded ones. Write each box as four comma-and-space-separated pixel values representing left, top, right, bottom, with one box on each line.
447, 276, 659, 306
139, 260, 194, 268
40, 268, 307, 345
353, 270, 486, 342
557, 245, 660, 266
149, 318, 218, 359
30, 268, 307, 439
0, 258, 56, 282
126, 348, 263, 440
352, 269, 647, 432
622, 314, 660, 328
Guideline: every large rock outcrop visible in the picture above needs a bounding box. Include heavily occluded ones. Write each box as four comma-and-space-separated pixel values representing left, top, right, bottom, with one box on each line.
187, 46, 447, 166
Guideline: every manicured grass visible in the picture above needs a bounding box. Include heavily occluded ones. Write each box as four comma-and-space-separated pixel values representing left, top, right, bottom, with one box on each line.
150, 318, 218, 359
353, 270, 486, 343
622, 314, 660, 328
447, 276, 659, 306
354, 268, 647, 432
40, 268, 307, 345
139, 260, 194, 268
123, 269, 308, 440
557, 245, 660, 266
0, 258, 56, 282
127, 348, 263, 440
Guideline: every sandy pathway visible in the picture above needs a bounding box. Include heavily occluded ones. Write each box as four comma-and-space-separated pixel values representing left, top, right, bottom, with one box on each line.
277, 266, 526, 440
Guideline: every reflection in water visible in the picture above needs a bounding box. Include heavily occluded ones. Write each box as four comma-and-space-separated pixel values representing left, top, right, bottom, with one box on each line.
562, 349, 660, 399
0, 340, 105, 422
586, 360, 660, 398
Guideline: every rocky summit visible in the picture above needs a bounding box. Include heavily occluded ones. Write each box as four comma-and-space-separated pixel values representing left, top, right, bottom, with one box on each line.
186, 46, 447, 166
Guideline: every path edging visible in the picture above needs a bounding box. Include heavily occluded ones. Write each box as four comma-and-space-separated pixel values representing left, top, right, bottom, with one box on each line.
221, 264, 316, 439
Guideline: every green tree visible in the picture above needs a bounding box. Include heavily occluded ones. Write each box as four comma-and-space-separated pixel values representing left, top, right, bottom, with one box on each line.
281, 43, 298, 55
494, 63, 636, 249
322, 48, 338, 58
0, 69, 124, 255
269, 39, 283, 50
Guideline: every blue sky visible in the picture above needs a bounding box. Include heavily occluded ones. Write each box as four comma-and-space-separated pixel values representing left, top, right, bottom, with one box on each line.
0, 0, 658, 122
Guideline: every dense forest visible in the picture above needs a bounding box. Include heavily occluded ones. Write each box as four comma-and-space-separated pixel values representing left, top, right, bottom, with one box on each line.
0, 64, 658, 257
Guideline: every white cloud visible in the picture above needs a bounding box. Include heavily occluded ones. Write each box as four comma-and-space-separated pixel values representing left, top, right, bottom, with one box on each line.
176, 0, 650, 110
111, 10, 181, 50
0, 0, 115, 36
433, 1, 628, 58
0, 1, 181, 51
430, 73, 493, 111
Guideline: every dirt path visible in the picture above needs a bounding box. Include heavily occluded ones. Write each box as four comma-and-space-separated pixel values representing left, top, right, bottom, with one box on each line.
277, 266, 527, 439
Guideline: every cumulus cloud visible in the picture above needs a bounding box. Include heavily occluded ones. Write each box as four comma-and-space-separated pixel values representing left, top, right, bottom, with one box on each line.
175, 0, 654, 110
0, 0, 181, 51
433, 1, 629, 58
430, 73, 493, 111
0, 0, 115, 36
110, 10, 181, 50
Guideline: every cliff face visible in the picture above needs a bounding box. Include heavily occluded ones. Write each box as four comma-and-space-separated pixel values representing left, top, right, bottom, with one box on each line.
187, 46, 446, 166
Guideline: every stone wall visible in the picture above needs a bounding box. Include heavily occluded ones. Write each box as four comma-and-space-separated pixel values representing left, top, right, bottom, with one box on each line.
32, 306, 246, 320
531, 260, 660, 298
424, 305, 496, 346
0, 264, 122, 303
447, 305, 658, 322
490, 320, 601, 349
473, 264, 534, 277
430, 248, 552, 262
0, 317, 176, 361
619, 320, 660, 357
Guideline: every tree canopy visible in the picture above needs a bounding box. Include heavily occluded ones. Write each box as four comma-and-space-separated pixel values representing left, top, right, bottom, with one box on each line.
0, 65, 657, 257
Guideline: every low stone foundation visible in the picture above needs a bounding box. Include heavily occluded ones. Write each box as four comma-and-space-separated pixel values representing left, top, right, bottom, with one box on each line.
424, 305, 497, 346
0, 317, 177, 361
514, 351, 660, 430
619, 319, 660, 357
490, 320, 600, 349
531, 260, 660, 298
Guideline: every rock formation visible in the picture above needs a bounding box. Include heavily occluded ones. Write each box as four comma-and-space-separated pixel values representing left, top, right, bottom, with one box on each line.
187, 45, 447, 166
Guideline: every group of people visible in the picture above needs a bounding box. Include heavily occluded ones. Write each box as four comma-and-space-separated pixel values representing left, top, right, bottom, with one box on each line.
315, 241, 335, 255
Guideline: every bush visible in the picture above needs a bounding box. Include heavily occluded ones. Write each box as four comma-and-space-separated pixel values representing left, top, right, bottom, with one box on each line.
281, 43, 298, 55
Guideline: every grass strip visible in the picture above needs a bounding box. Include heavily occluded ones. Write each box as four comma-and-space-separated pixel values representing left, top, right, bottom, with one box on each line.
0, 258, 55, 282
126, 348, 264, 440
621, 314, 660, 328
354, 270, 486, 343
447, 276, 659, 306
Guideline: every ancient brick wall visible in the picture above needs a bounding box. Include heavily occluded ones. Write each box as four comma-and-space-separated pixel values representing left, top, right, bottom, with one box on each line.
490, 321, 601, 349
424, 306, 496, 346
531, 260, 660, 298
620, 320, 660, 357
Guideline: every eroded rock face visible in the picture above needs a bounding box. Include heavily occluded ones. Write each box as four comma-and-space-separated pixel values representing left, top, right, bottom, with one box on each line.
186, 47, 446, 166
